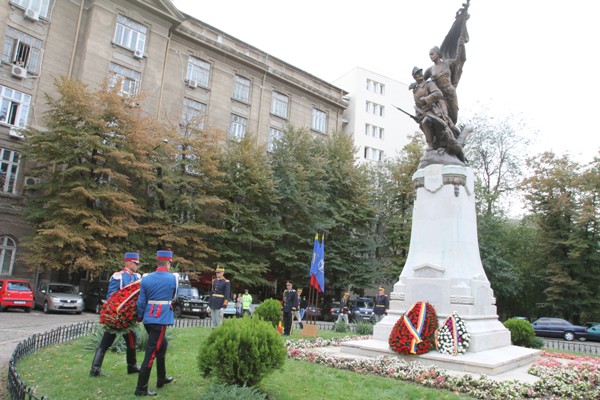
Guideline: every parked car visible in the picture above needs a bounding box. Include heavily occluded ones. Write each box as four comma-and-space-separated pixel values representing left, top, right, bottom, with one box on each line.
350, 297, 375, 322
83, 286, 107, 314
173, 284, 210, 319
305, 304, 322, 320
583, 321, 599, 328
223, 299, 237, 318
586, 323, 600, 341
326, 301, 342, 322
34, 282, 84, 314
531, 317, 588, 341
0, 279, 34, 312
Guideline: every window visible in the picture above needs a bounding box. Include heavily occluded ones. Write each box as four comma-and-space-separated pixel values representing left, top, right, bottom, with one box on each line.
186, 56, 211, 88
10, 0, 51, 19
229, 114, 247, 140
108, 63, 141, 97
0, 86, 31, 128
2, 27, 43, 73
0, 148, 20, 194
364, 146, 383, 162
268, 127, 283, 152
365, 123, 384, 139
113, 15, 147, 53
366, 79, 385, 95
0, 236, 17, 275
270, 92, 289, 119
232, 75, 250, 103
366, 101, 385, 117
181, 98, 206, 130
312, 109, 327, 133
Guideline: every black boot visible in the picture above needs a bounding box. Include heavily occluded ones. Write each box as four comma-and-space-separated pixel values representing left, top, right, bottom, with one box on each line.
89, 348, 106, 377
156, 356, 173, 388
134, 366, 156, 396
127, 348, 140, 374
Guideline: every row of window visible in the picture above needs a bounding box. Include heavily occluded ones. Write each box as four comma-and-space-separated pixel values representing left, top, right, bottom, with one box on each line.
365, 123, 384, 140
366, 79, 385, 95
364, 146, 384, 162
366, 101, 385, 117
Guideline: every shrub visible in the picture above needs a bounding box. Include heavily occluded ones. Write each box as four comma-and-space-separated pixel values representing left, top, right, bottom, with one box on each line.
199, 384, 267, 400
198, 317, 286, 386
251, 298, 281, 328
527, 336, 545, 349
334, 320, 349, 332
355, 321, 374, 335
503, 318, 536, 346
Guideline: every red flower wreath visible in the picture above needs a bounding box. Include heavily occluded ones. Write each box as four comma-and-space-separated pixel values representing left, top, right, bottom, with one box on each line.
388, 301, 438, 355
99, 280, 140, 333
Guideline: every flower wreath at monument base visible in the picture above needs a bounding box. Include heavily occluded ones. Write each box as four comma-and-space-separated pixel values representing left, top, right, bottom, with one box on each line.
435, 311, 470, 355
99, 280, 140, 333
388, 301, 438, 355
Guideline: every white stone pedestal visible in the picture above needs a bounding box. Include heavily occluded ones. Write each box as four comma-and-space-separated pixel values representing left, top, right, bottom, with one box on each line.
341, 164, 539, 375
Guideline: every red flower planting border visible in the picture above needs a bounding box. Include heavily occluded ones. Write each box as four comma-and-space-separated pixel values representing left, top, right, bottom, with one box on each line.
99, 280, 140, 333
389, 301, 438, 355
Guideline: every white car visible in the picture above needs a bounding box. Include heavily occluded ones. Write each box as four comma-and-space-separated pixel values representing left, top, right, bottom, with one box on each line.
35, 282, 84, 314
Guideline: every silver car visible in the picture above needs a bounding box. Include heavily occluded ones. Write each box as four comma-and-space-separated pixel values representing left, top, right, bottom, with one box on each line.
35, 282, 84, 314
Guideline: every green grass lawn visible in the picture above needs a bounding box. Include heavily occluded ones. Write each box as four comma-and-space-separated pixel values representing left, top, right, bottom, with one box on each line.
16, 326, 467, 399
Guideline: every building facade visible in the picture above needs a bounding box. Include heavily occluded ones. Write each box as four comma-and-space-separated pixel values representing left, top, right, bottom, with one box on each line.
0, 0, 347, 286
333, 67, 417, 163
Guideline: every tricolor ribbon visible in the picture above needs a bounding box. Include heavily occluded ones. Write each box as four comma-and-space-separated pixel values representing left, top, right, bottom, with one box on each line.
402, 301, 428, 354
435, 312, 459, 356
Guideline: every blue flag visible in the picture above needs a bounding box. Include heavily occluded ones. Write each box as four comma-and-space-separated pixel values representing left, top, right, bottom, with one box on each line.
310, 234, 325, 293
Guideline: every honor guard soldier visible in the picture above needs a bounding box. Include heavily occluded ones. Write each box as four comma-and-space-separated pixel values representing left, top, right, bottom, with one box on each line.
282, 282, 298, 335
90, 251, 142, 377
134, 249, 177, 397
373, 287, 389, 323
336, 292, 350, 325
209, 265, 230, 328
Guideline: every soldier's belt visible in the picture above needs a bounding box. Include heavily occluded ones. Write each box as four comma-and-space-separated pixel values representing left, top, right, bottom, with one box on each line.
376, 305, 386, 307
212, 294, 224, 298
148, 300, 171, 305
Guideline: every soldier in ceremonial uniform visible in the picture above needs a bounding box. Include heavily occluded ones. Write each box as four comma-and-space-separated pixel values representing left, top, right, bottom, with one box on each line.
134, 250, 177, 397
336, 292, 350, 325
373, 287, 390, 323
282, 282, 298, 336
209, 265, 230, 328
90, 251, 141, 377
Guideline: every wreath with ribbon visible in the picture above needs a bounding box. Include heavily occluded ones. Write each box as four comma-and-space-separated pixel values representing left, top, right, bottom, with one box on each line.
435, 311, 470, 355
388, 301, 438, 355
99, 280, 140, 333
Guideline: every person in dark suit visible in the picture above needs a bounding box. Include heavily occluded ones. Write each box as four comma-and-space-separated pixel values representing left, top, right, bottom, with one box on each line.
90, 251, 141, 377
209, 265, 230, 327
133, 249, 177, 397
282, 282, 298, 336
373, 287, 390, 323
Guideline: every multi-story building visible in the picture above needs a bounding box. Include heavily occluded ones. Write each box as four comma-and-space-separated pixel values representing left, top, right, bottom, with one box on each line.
0, 0, 347, 285
333, 67, 417, 163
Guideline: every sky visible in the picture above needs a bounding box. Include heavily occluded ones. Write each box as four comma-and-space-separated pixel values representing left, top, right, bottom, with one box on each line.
172, 0, 599, 163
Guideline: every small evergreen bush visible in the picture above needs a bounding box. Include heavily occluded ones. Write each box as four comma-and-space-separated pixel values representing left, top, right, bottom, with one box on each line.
503, 318, 535, 346
334, 320, 349, 332
199, 384, 267, 400
251, 298, 282, 328
355, 321, 374, 335
198, 317, 286, 386
527, 336, 545, 349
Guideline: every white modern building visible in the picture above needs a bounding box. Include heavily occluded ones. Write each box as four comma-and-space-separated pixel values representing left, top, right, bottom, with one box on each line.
333, 67, 418, 163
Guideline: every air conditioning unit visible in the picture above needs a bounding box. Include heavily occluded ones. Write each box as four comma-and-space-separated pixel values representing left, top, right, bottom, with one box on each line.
24, 8, 40, 21
24, 176, 41, 186
11, 64, 27, 79
133, 50, 144, 59
9, 128, 24, 139
186, 80, 197, 89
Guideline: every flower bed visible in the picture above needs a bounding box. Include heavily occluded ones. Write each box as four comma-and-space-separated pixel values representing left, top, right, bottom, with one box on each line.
286, 337, 600, 399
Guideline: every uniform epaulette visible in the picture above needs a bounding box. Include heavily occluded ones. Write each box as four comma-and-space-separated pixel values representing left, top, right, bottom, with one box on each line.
224, 279, 229, 282
111, 271, 124, 279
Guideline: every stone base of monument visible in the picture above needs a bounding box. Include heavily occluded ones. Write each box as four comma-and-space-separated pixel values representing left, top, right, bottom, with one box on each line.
339, 337, 540, 376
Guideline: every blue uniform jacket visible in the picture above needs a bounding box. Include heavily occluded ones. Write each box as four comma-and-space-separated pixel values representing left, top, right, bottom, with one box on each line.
374, 294, 389, 315
282, 290, 298, 313
106, 268, 141, 299
209, 278, 230, 309
137, 268, 177, 325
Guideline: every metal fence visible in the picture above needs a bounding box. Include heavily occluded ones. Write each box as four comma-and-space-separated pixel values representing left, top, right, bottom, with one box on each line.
543, 338, 600, 355
7, 320, 97, 400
